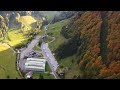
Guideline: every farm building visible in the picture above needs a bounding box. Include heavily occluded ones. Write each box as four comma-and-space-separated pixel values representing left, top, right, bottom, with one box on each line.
25, 58, 46, 72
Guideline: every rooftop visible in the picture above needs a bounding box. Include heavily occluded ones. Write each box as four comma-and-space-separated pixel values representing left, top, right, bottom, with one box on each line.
25, 58, 46, 72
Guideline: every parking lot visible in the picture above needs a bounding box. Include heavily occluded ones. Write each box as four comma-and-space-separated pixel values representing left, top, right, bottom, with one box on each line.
24, 50, 43, 59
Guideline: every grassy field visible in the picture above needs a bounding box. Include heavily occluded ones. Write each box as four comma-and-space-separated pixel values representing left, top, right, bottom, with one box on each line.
39, 30, 45, 36
0, 44, 21, 79
1, 16, 37, 47
19, 16, 37, 31
5, 29, 29, 47
42, 11, 58, 22
19, 16, 36, 26
0, 16, 37, 79
46, 18, 80, 79
32, 72, 55, 79
44, 36, 53, 43
32, 62, 54, 79
58, 55, 80, 79
42, 73, 55, 79
45, 62, 52, 72
32, 61, 54, 79
39, 19, 71, 62
32, 45, 41, 51
47, 19, 70, 52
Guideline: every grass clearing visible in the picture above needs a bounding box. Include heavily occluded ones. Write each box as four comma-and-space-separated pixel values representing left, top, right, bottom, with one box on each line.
0, 43, 21, 79
19, 15, 37, 30
42, 11, 58, 22
0, 16, 38, 79
5, 29, 29, 47
42, 73, 55, 79
58, 55, 80, 79
44, 36, 53, 43
32, 72, 40, 79
0, 15, 37, 47
32, 72, 55, 79
33, 45, 41, 51
45, 18, 80, 79
65, 65, 80, 79
39, 30, 45, 35
47, 19, 70, 52
32, 61, 54, 79
1, 22, 35, 48
19, 16, 36, 26
45, 62, 52, 72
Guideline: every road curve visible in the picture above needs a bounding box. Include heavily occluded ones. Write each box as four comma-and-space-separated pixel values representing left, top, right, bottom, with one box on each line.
19, 35, 41, 70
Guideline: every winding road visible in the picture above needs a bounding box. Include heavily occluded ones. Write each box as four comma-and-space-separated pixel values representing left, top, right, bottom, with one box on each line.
48, 36, 55, 44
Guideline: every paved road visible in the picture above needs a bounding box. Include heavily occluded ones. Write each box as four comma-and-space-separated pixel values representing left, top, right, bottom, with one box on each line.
19, 25, 60, 79
42, 25, 60, 79
41, 41, 59, 79
19, 35, 41, 70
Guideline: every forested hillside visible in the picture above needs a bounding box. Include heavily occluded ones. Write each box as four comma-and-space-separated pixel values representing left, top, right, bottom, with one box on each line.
55, 11, 120, 79
0, 11, 120, 79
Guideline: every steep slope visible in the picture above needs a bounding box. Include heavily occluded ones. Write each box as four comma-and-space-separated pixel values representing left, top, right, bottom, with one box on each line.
0, 11, 39, 29
55, 11, 120, 79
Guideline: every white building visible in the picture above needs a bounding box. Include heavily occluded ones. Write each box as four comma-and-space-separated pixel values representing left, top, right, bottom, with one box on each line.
25, 58, 46, 72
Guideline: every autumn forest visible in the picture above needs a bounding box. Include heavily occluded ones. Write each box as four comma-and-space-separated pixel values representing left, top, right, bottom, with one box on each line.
0, 11, 120, 79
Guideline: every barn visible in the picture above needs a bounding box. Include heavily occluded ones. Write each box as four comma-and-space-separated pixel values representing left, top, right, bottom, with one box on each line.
25, 58, 46, 72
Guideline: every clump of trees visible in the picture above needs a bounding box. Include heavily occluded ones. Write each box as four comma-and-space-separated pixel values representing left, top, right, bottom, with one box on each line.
0, 15, 8, 39
55, 33, 80, 60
